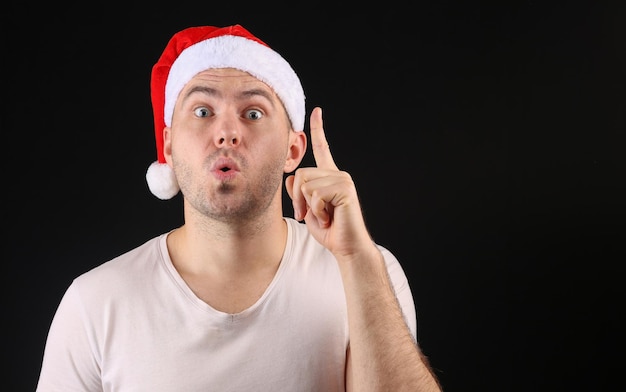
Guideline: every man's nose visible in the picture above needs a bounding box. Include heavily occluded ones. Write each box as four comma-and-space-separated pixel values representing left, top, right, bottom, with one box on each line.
214, 116, 241, 147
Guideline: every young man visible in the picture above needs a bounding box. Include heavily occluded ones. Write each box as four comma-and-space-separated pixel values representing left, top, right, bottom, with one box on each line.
37, 25, 442, 391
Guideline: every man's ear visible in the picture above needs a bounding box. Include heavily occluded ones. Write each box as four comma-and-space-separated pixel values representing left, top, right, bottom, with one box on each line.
163, 126, 173, 166
284, 131, 307, 173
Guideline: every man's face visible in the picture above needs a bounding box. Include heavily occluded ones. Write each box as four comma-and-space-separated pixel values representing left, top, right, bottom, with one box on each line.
164, 68, 302, 222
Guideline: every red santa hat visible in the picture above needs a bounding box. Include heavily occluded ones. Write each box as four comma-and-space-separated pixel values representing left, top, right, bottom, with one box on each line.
146, 24, 306, 200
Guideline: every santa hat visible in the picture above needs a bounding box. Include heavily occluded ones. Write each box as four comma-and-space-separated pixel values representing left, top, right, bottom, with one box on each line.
146, 24, 306, 200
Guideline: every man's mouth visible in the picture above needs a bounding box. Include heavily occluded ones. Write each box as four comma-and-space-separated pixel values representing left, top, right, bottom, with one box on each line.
211, 157, 240, 180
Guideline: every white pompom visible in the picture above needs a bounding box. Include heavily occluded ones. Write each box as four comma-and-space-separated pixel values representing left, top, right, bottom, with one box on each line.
146, 161, 179, 200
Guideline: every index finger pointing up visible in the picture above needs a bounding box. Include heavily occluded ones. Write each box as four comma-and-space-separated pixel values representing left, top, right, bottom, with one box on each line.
310, 107, 338, 170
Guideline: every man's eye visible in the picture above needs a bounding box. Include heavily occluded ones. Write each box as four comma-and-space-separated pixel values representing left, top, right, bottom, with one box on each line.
194, 107, 211, 118
245, 109, 263, 121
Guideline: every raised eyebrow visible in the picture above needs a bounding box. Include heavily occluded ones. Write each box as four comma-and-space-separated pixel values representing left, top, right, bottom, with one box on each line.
237, 88, 276, 108
180, 86, 275, 108
182, 86, 220, 103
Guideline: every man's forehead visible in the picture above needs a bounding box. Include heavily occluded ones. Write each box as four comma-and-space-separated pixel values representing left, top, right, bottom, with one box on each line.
179, 69, 280, 104
183, 68, 276, 96
189, 68, 269, 85
192, 67, 263, 80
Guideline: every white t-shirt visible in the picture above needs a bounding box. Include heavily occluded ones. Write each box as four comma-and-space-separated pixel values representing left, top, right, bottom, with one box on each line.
37, 218, 417, 392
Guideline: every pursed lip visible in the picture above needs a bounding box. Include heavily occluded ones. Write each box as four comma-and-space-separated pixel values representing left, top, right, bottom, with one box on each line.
210, 156, 241, 180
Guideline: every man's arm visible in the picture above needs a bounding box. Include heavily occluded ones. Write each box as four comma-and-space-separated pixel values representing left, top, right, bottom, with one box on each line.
285, 107, 442, 391
341, 246, 441, 391
37, 283, 103, 391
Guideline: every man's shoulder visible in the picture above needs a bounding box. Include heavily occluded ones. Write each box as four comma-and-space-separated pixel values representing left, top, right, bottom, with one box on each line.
74, 234, 166, 285
284, 217, 325, 251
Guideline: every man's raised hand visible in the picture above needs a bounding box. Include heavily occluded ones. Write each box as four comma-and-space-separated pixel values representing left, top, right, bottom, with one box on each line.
286, 107, 372, 257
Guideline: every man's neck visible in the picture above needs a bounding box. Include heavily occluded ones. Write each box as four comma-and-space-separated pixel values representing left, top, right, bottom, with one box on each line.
166, 213, 288, 277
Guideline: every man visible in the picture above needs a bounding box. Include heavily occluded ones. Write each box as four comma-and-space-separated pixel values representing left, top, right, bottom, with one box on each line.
37, 24, 441, 391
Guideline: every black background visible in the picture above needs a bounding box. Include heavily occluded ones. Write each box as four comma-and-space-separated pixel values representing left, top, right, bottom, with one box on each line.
5, 2, 625, 391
